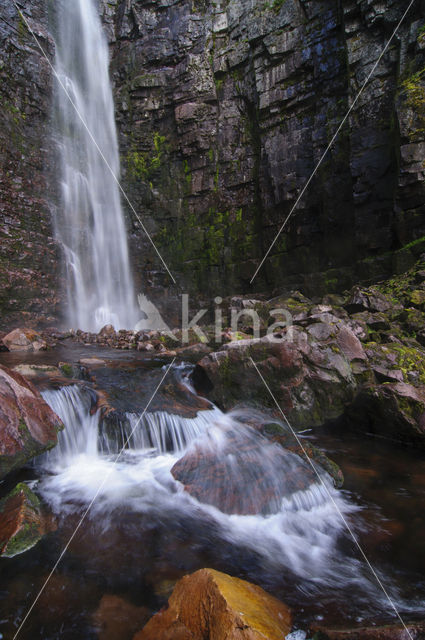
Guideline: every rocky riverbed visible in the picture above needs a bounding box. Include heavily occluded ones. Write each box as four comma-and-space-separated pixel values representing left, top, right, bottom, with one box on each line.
0, 259, 425, 639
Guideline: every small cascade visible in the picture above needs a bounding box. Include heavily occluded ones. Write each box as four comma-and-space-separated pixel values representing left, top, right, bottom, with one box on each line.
40, 385, 217, 461
52, 0, 140, 331
37, 381, 369, 592
40, 386, 100, 466
113, 408, 223, 454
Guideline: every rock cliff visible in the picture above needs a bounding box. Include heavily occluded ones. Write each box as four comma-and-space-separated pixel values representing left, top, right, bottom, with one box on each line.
2, 0, 425, 324
105, 0, 425, 301
0, 1, 59, 328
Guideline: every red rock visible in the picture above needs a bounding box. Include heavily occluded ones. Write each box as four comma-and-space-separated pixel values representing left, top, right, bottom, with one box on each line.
336, 326, 367, 361
0, 365, 63, 478
171, 431, 316, 515
0, 483, 55, 557
134, 568, 292, 640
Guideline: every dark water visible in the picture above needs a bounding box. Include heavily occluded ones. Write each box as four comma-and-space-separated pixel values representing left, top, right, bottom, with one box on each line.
0, 347, 424, 639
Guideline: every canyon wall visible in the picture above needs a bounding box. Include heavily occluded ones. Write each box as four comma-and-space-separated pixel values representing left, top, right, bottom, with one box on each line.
0, 1, 59, 328
105, 0, 425, 301
1, 0, 425, 325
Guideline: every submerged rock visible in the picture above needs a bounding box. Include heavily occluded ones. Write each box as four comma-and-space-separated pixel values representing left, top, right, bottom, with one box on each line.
314, 621, 425, 640
134, 568, 292, 640
0, 365, 63, 478
0, 483, 54, 558
93, 594, 150, 640
171, 423, 323, 515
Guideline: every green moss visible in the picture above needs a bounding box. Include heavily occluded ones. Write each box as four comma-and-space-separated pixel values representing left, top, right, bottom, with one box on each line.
0, 483, 43, 558
399, 68, 425, 141
389, 344, 425, 385
59, 363, 73, 378
265, 0, 287, 12
126, 132, 168, 181
264, 423, 286, 436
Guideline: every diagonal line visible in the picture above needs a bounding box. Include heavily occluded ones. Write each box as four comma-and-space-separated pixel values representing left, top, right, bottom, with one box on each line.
11, 0, 176, 285
12, 358, 177, 640
249, 356, 415, 640
250, 0, 416, 284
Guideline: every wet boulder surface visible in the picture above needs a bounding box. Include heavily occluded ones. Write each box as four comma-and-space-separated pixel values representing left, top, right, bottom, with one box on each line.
0, 364, 63, 479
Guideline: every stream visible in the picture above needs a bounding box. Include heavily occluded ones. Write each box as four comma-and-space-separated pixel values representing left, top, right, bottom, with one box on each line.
0, 345, 424, 639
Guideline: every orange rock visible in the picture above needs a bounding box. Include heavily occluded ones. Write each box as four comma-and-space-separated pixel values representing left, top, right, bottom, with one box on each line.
134, 568, 292, 640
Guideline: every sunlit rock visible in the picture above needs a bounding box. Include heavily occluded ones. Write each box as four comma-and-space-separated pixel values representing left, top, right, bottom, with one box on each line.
134, 568, 292, 640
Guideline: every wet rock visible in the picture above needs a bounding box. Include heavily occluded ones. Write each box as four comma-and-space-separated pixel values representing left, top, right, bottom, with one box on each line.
343, 382, 425, 445
99, 324, 116, 339
93, 594, 150, 640
194, 332, 357, 429
12, 364, 61, 379
0, 483, 54, 557
79, 357, 107, 367
2, 328, 47, 352
58, 361, 89, 380
175, 343, 213, 362
314, 621, 425, 640
134, 568, 292, 640
171, 423, 320, 515
0, 365, 63, 478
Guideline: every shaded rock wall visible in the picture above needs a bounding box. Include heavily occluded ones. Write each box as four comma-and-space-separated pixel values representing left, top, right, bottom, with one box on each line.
105, 0, 425, 301
1, 0, 425, 326
0, 2, 59, 328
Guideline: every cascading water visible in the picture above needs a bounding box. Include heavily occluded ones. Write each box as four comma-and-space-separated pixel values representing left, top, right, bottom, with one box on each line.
53, 0, 140, 331
38, 383, 387, 603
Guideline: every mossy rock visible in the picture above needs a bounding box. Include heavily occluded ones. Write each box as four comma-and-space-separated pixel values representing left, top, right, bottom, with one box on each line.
0, 483, 50, 558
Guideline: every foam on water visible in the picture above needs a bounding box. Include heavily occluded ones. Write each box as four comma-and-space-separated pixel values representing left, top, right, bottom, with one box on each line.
37, 383, 418, 615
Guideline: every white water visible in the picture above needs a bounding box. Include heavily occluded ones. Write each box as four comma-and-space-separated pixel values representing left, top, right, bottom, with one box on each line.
38, 384, 370, 590
53, 0, 140, 331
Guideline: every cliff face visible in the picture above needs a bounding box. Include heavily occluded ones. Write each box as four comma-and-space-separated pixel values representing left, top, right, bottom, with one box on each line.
0, 2, 59, 328
105, 0, 425, 300
1, 0, 425, 326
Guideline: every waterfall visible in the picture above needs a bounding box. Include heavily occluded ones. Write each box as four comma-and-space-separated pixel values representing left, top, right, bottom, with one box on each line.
53, 0, 140, 331
39, 385, 217, 464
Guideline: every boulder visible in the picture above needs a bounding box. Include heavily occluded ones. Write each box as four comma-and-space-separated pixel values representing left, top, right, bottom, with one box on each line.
134, 568, 292, 640
171, 427, 319, 515
0, 483, 55, 557
0, 365, 63, 478
2, 328, 47, 352
193, 332, 357, 429
99, 324, 116, 339
344, 382, 425, 445
344, 287, 393, 314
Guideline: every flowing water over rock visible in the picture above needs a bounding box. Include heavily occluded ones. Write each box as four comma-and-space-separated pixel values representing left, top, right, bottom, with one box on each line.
0, 351, 423, 639
53, 0, 139, 331
34, 377, 419, 624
